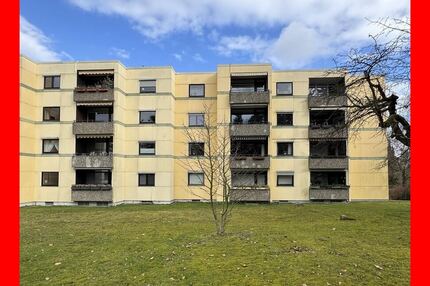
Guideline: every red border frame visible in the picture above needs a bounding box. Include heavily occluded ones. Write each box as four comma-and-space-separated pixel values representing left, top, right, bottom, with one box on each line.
2, 0, 19, 284
5, 0, 423, 284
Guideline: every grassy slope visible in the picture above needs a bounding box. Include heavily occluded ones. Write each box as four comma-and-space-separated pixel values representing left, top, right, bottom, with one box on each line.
20, 202, 409, 285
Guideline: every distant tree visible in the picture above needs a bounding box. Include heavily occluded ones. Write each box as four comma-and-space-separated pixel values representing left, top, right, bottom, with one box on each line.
333, 17, 410, 147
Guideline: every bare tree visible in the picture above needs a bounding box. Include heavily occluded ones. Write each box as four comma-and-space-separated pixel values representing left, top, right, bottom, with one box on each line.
333, 17, 410, 147
178, 104, 251, 235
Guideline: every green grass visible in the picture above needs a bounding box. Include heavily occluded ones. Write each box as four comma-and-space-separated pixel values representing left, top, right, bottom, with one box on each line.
20, 201, 409, 285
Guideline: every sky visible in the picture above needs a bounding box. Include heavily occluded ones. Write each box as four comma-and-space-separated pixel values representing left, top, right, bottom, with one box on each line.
20, 0, 409, 72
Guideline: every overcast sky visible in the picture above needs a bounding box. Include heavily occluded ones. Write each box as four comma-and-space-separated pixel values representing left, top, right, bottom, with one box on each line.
20, 0, 409, 71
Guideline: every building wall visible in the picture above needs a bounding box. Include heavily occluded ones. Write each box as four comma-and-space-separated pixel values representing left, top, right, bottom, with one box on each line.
19, 56, 389, 205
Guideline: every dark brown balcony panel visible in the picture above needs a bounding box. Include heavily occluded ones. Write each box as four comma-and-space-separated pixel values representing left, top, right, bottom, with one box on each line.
309, 95, 347, 107
230, 187, 270, 202
71, 184, 113, 202
74, 87, 114, 103
72, 154, 113, 169
309, 186, 349, 201
73, 121, 114, 135
309, 157, 348, 169
308, 127, 347, 139
231, 156, 269, 169
230, 123, 270, 137
229, 91, 270, 105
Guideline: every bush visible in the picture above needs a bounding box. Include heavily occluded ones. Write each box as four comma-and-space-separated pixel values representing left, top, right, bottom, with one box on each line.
390, 186, 410, 200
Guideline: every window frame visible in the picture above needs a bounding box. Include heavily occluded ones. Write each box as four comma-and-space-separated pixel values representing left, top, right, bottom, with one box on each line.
188, 113, 205, 127
139, 111, 156, 124
277, 174, 294, 186
188, 172, 205, 186
277, 142, 294, 156
43, 107, 60, 122
138, 173, 155, 187
277, 112, 293, 126
42, 139, 59, 154
44, 75, 61, 89
276, 82, 293, 96
189, 84, 205, 97
41, 172, 59, 187
139, 80, 156, 94
188, 142, 205, 157
139, 141, 156, 155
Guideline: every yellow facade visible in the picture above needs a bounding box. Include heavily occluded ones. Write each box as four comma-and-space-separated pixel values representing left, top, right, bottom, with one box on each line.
19, 55, 388, 206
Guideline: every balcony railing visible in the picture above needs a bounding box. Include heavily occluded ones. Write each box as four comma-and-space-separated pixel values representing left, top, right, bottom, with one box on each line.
72, 153, 113, 169
309, 157, 348, 169
74, 86, 114, 103
309, 185, 349, 201
73, 121, 114, 135
308, 95, 347, 107
231, 156, 269, 169
308, 126, 347, 139
229, 90, 270, 105
230, 186, 270, 202
71, 184, 113, 202
230, 122, 270, 137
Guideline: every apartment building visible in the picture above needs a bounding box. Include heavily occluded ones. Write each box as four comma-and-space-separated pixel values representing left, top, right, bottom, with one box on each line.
20, 55, 389, 206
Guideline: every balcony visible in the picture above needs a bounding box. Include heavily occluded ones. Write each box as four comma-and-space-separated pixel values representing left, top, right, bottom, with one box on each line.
308, 127, 347, 139
309, 185, 349, 201
309, 157, 348, 169
73, 121, 114, 135
72, 153, 113, 169
231, 156, 270, 169
230, 123, 270, 137
230, 90, 270, 105
71, 184, 113, 202
309, 95, 347, 107
230, 187, 270, 202
74, 87, 114, 103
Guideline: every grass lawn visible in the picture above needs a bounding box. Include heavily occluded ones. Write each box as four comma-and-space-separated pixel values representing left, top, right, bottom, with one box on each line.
20, 201, 409, 285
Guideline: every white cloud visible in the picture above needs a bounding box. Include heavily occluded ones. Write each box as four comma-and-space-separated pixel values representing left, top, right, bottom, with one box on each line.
67, 0, 409, 68
192, 53, 206, 63
20, 16, 67, 61
110, 47, 130, 59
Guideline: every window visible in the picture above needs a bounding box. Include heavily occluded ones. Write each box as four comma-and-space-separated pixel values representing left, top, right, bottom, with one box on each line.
140, 80, 156, 93
276, 82, 293, 95
42, 139, 59, 154
139, 142, 155, 155
189, 84, 205, 97
189, 113, 204, 127
188, 173, 204, 186
42, 172, 59, 186
277, 173, 294, 186
139, 173, 155, 186
44, 76, 61, 89
43, 107, 60, 121
277, 142, 293, 156
189, 143, 204, 156
139, 111, 156, 124
277, 113, 293, 126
